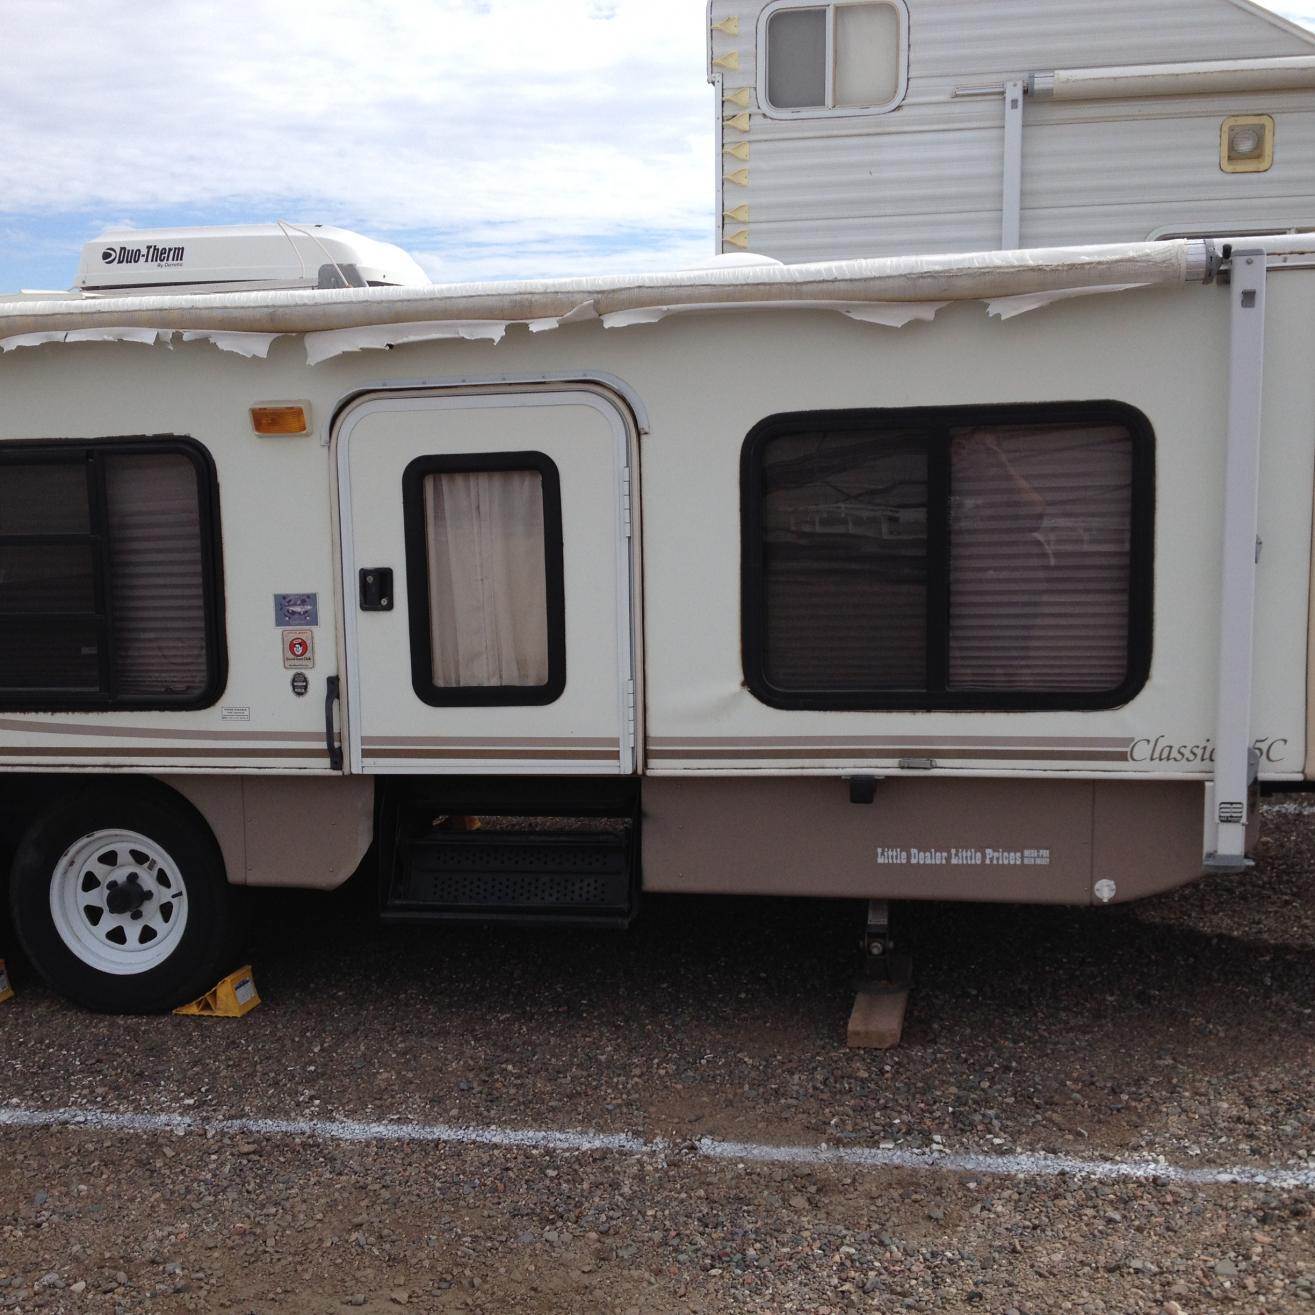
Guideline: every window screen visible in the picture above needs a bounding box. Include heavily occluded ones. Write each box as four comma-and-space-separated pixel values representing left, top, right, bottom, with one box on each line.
107, 453, 213, 699
766, 8, 827, 109
759, 430, 928, 690
403, 452, 566, 707
742, 406, 1152, 710
765, 2, 905, 112
0, 439, 224, 709
947, 426, 1135, 692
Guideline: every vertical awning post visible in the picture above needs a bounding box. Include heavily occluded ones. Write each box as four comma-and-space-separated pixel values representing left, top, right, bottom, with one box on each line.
1206, 248, 1267, 871
1001, 80, 1025, 249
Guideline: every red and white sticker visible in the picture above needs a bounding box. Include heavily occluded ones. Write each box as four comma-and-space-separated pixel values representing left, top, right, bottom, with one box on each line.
282, 628, 315, 670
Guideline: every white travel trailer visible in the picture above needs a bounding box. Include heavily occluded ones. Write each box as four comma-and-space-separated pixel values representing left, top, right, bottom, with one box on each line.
4, 4, 1315, 1014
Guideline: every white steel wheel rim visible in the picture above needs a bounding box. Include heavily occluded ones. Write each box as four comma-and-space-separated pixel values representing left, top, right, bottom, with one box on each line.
49, 829, 190, 975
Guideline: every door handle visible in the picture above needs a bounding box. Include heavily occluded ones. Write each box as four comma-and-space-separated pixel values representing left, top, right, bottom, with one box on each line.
324, 676, 343, 771
359, 567, 393, 611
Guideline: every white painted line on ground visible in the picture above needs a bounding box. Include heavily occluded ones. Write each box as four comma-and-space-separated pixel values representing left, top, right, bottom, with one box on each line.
0, 1106, 647, 1155
1261, 801, 1315, 816
3, 1105, 1314, 1189
698, 1137, 1315, 1187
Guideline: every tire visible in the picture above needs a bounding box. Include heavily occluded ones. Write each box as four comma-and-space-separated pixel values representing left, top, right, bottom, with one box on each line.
8, 784, 244, 1013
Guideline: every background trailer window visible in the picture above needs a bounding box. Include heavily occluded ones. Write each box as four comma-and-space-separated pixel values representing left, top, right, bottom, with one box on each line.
763, 0, 908, 115
0, 438, 224, 710
741, 404, 1153, 711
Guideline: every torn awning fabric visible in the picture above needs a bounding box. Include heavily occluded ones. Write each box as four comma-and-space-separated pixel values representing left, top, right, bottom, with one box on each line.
0, 237, 1256, 360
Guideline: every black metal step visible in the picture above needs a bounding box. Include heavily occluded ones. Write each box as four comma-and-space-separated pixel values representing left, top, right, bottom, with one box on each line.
385, 828, 634, 924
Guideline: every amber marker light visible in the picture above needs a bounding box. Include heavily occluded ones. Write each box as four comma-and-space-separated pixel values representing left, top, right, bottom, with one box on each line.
250, 404, 311, 436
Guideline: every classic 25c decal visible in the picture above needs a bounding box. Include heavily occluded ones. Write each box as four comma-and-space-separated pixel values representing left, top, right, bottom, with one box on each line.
1128, 735, 1289, 764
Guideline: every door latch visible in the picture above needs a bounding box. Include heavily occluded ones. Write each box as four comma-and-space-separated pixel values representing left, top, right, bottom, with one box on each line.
359, 567, 393, 611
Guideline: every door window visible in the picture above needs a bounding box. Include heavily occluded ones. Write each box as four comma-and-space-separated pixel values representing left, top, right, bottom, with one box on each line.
402, 452, 566, 706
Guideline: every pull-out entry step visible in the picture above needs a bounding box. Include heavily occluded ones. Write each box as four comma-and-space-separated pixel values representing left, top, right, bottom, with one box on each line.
385, 826, 635, 925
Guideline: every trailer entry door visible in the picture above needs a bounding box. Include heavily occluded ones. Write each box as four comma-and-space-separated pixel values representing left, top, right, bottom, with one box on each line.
337, 389, 635, 775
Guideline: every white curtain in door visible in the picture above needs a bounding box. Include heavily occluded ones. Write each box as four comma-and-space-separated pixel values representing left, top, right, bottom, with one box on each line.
423, 470, 550, 688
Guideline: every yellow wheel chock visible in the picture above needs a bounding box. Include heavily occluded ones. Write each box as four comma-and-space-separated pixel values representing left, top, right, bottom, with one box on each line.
173, 965, 260, 1017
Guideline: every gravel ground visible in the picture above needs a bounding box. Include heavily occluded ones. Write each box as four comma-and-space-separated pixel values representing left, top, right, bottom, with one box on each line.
2, 800, 1314, 1313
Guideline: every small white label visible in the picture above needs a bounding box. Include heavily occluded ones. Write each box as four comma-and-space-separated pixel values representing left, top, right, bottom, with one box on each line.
233, 976, 257, 1005
1093, 879, 1118, 904
221, 706, 252, 723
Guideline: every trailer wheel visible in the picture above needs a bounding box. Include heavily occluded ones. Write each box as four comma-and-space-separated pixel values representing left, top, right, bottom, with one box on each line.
8, 785, 243, 1013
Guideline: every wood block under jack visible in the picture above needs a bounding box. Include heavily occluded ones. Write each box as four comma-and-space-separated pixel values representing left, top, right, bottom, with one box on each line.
847, 955, 912, 1049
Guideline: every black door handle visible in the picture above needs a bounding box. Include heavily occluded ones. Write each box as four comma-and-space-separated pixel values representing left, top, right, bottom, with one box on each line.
324, 676, 343, 770
359, 567, 393, 611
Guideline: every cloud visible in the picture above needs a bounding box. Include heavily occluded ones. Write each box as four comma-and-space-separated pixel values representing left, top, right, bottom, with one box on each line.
1, 1, 710, 222
1, 0, 713, 284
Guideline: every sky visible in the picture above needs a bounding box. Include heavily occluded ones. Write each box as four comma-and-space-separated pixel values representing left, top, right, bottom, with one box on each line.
2, 0, 1314, 293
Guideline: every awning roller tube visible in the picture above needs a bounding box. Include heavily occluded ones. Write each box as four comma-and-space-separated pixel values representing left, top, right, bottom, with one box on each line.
0, 240, 1221, 340
1031, 55, 1315, 102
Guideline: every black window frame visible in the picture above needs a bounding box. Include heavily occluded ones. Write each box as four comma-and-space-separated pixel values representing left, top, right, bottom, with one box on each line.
0, 434, 227, 712
402, 450, 567, 708
741, 402, 1155, 712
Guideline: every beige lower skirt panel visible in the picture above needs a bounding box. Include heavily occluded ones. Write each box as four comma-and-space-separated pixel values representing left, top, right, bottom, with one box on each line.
639, 776, 1205, 906
161, 775, 375, 890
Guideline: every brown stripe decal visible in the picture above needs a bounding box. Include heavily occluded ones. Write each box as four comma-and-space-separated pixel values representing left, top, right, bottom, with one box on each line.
0, 746, 326, 760
647, 735, 1135, 750
362, 737, 619, 749
647, 747, 1130, 763
0, 717, 323, 743
363, 748, 620, 761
